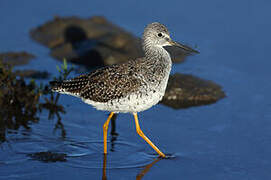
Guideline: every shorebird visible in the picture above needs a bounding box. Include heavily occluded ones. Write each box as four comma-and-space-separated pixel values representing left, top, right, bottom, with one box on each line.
50, 22, 199, 158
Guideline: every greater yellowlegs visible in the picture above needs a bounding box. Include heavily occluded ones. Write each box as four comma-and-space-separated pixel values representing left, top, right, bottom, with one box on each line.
50, 22, 199, 158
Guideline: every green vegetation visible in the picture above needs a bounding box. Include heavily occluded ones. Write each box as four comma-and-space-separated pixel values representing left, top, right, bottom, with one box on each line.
0, 59, 74, 142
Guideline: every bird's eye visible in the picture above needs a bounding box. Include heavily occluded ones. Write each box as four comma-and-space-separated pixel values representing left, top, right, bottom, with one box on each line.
157, 33, 162, 37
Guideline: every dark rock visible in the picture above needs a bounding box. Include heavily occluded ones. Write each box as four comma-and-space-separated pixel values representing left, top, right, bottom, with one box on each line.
28, 151, 67, 162
14, 69, 50, 79
0, 51, 35, 66
161, 73, 226, 109
30, 16, 189, 67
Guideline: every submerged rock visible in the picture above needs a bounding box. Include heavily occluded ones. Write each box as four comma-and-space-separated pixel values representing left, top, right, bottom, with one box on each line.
14, 69, 50, 79
161, 73, 226, 109
0, 52, 49, 79
30, 16, 190, 67
0, 51, 35, 66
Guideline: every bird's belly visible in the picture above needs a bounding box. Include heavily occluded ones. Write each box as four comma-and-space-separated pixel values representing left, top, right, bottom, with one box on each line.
82, 89, 164, 113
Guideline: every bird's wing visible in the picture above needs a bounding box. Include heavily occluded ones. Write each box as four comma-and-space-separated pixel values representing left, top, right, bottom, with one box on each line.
80, 59, 146, 103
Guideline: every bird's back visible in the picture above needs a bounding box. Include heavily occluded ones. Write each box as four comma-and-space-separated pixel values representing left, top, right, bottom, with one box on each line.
51, 59, 146, 102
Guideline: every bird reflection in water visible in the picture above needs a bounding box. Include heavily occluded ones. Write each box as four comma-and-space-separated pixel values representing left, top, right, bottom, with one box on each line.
102, 154, 108, 180
102, 153, 162, 180
135, 158, 162, 180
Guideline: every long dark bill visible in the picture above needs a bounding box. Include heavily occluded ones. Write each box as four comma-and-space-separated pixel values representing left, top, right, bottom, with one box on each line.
169, 39, 199, 54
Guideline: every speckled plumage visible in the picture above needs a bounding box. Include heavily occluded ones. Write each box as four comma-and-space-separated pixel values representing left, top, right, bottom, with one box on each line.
50, 22, 197, 113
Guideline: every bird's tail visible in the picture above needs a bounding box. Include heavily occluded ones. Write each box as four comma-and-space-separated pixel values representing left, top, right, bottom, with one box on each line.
50, 81, 64, 92
49, 74, 89, 96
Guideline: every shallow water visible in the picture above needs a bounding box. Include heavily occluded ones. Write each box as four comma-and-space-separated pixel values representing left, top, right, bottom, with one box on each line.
1, 0, 271, 179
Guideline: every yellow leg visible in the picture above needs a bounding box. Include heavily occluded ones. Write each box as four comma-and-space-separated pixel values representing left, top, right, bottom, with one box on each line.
133, 113, 166, 158
103, 112, 114, 154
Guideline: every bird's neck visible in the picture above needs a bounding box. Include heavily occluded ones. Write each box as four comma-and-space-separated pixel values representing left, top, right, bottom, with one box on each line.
142, 40, 172, 92
143, 40, 172, 70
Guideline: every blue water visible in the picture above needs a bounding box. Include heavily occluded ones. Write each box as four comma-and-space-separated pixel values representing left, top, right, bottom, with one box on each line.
0, 0, 271, 179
